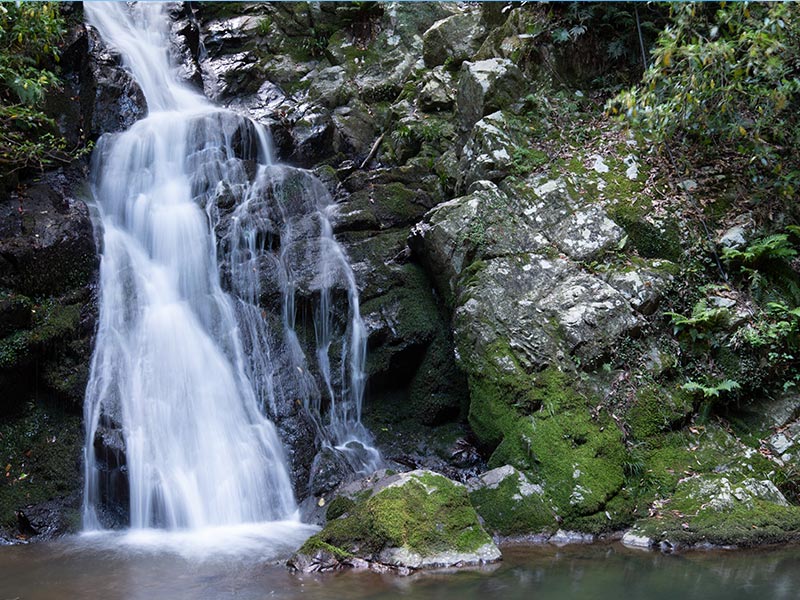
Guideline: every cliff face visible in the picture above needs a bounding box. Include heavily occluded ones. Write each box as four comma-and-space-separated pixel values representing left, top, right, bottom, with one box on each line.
2, 2, 799, 550
186, 2, 800, 550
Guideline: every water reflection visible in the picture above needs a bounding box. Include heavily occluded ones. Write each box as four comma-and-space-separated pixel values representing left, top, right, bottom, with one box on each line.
1, 542, 798, 600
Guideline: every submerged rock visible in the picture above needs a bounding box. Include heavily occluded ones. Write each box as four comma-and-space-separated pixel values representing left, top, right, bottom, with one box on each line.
288, 469, 501, 572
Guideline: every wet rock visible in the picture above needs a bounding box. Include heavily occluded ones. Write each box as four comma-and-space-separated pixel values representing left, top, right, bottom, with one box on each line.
201, 50, 260, 101
0, 171, 97, 299
306, 66, 351, 109
456, 58, 525, 131
454, 254, 639, 370
331, 101, 378, 160
289, 469, 500, 572
84, 29, 148, 137
621, 529, 655, 550
354, 45, 418, 105
548, 529, 595, 545
289, 108, 336, 167
602, 262, 674, 316
409, 182, 549, 302
422, 12, 486, 68
169, 7, 203, 87
0, 293, 32, 338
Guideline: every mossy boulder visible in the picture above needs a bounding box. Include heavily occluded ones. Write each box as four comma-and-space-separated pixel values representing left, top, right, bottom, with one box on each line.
456, 58, 525, 131
288, 469, 500, 572
457, 111, 530, 192
628, 474, 800, 549
468, 465, 556, 536
422, 12, 486, 69
0, 174, 97, 298
333, 182, 428, 233
625, 384, 694, 441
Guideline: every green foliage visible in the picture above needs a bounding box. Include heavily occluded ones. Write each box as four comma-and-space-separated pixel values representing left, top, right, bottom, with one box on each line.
664, 299, 731, 343
547, 2, 666, 80
335, 1, 383, 40
723, 233, 800, 305
681, 378, 740, 399
610, 2, 800, 197
0, 2, 79, 182
722, 234, 798, 267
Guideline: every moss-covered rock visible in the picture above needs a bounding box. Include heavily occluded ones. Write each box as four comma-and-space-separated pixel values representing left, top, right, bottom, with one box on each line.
468, 465, 556, 536
631, 474, 800, 548
0, 399, 83, 537
625, 384, 694, 441
288, 469, 500, 572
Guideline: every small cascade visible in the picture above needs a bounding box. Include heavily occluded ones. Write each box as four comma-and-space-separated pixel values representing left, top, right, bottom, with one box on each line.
82, 2, 379, 532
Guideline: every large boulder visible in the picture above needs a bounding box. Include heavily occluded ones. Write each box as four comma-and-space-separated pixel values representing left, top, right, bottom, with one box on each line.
0, 173, 96, 298
288, 469, 500, 573
84, 28, 148, 137
468, 465, 556, 537
456, 58, 525, 131
422, 12, 486, 68
457, 110, 528, 191
417, 67, 456, 112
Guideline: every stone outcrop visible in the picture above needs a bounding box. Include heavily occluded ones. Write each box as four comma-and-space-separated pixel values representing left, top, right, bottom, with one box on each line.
288, 469, 500, 573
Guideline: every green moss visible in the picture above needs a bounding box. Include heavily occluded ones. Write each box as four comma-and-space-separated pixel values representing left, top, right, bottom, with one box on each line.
635, 474, 800, 547
326, 495, 356, 521
408, 334, 468, 425
465, 343, 627, 525
361, 263, 441, 378
626, 384, 694, 440
0, 301, 81, 370
298, 534, 354, 560
0, 399, 82, 528
306, 472, 493, 560
469, 472, 555, 536
609, 202, 683, 262
368, 473, 491, 554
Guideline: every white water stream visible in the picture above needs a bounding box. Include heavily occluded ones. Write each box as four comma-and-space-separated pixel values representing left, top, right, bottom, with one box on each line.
82, 2, 378, 537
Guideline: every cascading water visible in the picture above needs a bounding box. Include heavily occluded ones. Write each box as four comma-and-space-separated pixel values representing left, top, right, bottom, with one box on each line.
82, 2, 379, 534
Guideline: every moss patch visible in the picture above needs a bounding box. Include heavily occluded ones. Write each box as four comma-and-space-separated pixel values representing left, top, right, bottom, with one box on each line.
469, 471, 555, 536
0, 399, 83, 529
302, 471, 493, 559
0, 301, 81, 371
626, 383, 694, 441
609, 201, 683, 262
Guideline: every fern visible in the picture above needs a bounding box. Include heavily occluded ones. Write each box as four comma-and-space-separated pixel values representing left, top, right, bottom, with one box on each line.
664, 299, 731, 342
722, 234, 798, 267
681, 379, 741, 399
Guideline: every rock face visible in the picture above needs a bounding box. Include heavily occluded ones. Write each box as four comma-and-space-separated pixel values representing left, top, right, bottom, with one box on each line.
288, 469, 500, 573
0, 168, 98, 537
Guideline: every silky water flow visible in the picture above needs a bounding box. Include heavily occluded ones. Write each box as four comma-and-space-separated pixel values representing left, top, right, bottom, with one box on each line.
82, 2, 379, 538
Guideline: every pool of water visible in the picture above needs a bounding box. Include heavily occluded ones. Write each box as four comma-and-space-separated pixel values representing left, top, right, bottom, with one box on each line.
1, 536, 798, 600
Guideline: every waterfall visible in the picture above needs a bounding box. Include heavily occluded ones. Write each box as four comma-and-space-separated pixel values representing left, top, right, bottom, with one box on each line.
82, 2, 379, 533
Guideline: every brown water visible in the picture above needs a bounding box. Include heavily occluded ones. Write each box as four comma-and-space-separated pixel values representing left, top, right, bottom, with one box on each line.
0, 537, 798, 600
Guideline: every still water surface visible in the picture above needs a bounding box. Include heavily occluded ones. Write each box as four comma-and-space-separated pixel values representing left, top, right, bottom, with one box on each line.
0, 536, 797, 600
